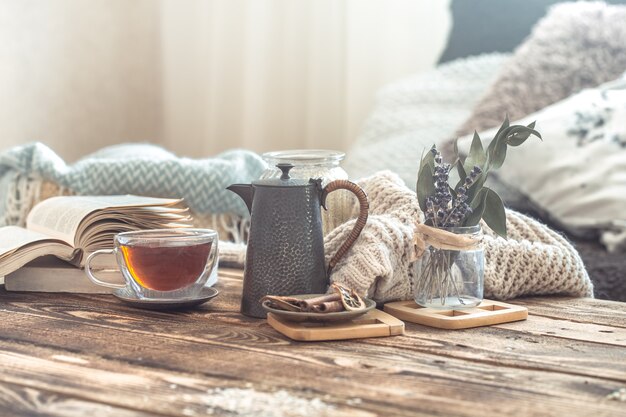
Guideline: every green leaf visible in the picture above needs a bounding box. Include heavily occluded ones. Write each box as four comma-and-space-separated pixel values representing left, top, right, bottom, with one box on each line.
416, 148, 436, 212
484, 117, 509, 154
495, 115, 510, 138
464, 170, 487, 209
463, 131, 487, 174
464, 188, 488, 226
417, 164, 435, 213
449, 185, 457, 200
488, 139, 508, 169
448, 161, 461, 189
454, 159, 466, 190
486, 120, 514, 170
507, 121, 542, 147
482, 188, 507, 239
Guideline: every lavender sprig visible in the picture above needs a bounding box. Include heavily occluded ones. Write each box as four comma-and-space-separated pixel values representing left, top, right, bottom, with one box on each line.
422, 148, 481, 228
441, 165, 482, 227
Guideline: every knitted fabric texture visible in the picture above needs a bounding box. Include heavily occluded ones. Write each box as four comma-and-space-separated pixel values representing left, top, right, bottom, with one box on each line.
325, 171, 593, 302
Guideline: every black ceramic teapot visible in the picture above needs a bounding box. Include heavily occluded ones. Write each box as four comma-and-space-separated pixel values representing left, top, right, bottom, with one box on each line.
227, 163, 369, 318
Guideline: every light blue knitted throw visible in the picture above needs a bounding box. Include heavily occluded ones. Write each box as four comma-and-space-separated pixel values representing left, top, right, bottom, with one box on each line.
0, 143, 266, 222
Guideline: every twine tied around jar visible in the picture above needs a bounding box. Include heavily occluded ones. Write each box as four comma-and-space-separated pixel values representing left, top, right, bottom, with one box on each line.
412, 223, 482, 260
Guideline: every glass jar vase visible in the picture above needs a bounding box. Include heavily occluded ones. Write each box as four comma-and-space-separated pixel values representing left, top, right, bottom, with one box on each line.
260, 150, 352, 235
413, 225, 484, 309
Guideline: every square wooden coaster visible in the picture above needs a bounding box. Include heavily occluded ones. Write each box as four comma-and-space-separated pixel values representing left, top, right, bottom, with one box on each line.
383, 299, 528, 330
267, 309, 405, 341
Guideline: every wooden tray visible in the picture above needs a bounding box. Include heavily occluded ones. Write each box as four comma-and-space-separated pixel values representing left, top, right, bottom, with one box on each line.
384, 299, 528, 330
267, 309, 405, 341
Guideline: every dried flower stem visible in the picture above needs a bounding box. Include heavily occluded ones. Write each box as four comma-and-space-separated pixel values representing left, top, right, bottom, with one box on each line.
415, 249, 466, 306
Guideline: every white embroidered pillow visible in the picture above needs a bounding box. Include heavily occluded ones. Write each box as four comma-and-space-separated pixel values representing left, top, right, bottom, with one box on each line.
458, 75, 626, 251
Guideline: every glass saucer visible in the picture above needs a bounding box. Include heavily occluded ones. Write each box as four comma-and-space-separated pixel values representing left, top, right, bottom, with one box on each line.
112, 286, 219, 310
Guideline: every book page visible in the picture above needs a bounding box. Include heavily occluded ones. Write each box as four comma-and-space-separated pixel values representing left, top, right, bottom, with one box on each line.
0, 226, 55, 257
26, 195, 183, 246
0, 227, 76, 277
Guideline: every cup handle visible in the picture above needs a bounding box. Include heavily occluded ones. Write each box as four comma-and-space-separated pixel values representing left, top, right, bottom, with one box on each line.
85, 249, 125, 289
321, 180, 369, 276
206, 239, 219, 278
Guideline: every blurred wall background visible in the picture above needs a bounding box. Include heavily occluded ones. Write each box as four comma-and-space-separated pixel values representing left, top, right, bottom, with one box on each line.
0, 0, 451, 161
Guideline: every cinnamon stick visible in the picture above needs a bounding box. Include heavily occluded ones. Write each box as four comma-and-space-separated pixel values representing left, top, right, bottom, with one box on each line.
296, 293, 341, 311
260, 295, 303, 312
312, 301, 344, 313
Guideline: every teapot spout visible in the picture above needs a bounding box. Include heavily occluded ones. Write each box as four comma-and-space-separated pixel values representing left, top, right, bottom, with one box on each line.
227, 184, 254, 214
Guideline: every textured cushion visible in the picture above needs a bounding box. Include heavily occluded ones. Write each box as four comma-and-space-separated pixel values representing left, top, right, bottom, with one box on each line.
343, 53, 510, 187
440, 0, 561, 63
456, 1, 626, 136
440, 0, 626, 63
459, 74, 626, 245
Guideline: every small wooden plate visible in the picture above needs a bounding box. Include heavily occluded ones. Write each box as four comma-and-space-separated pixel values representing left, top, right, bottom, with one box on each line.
384, 299, 528, 330
261, 294, 376, 323
267, 309, 405, 341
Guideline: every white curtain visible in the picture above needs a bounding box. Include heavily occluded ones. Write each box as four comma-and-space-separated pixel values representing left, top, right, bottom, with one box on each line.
158, 0, 451, 156
0, 0, 162, 161
0, 0, 450, 161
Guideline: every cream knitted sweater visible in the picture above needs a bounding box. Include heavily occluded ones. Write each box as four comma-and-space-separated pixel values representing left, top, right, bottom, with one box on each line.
324, 171, 593, 302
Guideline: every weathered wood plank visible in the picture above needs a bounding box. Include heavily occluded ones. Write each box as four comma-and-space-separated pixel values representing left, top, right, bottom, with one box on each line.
1, 299, 625, 417
0, 332, 624, 417
364, 321, 626, 382
494, 315, 626, 347
0, 341, 375, 417
0, 381, 154, 417
2, 286, 625, 383
509, 297, 626, 328
1, 270, 625, 417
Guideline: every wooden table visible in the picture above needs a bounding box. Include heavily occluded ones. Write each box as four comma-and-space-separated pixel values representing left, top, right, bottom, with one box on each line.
0, 269, 624, 416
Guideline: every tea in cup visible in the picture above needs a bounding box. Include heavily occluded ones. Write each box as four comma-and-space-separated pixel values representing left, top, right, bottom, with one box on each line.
85, 229, 218, 299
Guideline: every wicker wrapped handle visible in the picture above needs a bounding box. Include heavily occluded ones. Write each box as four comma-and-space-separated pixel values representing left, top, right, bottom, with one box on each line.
321, 179, 369, 276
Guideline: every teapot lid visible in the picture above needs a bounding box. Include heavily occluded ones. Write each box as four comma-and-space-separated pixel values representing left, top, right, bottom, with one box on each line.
253, 163, 313, 187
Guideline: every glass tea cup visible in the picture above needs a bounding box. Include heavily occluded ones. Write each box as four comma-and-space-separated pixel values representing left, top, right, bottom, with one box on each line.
85, 229, 218, 299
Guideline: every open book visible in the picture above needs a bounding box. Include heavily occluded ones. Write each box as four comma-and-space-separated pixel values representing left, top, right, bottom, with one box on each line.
0, 195, 192, 277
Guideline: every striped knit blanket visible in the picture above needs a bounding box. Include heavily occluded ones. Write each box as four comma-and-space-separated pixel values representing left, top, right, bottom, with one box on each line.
0, 142, 266, 226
